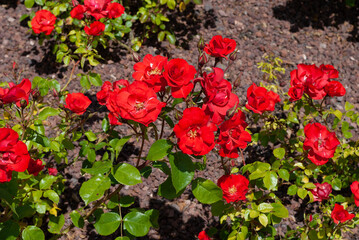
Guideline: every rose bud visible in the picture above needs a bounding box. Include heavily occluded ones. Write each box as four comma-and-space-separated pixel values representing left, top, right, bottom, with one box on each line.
198, 52, 209, 66
132, 52, 141, 63
309, 182, 332, 202
48, 168, 58, 176
233, 75, 241, 88
229, 49, 238, 61
32, 89, 40, 101
20, 99, 28, 108
197, 37, 205, 50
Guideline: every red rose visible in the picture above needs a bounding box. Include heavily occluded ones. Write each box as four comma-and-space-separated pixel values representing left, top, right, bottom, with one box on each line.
84, 21, 105, 36
163, 58, 197, 98
48, 168, 58, 176
27, 159, 44, 176
319, 64, 339, 79
290, 64, 329, 100
96, 80, 129, 105
106, 81, 166, 126
70, 5, 86, 20
217, 174, 249, 203
2, 79, 32, 107
106, 2, 125, 19
198, 231, 211, 240
174, 107, 217, 156
108, 112, 122, 125
309, 182, 332, 202
331, 204, 355, 224
31, 10, 57, 35
217, 111, 251, 158
303, 123, 340, 165
132, 54, 167, 92
0, 128, 30, 182
84, 0, 111, 20
245, 83, 280, 114
350, 181, 359, 206
201, 68, 239, 124
288, 86, 304, 102
64, 93, 92, 115
324, 81, 346, 97
204, 35, 236, 58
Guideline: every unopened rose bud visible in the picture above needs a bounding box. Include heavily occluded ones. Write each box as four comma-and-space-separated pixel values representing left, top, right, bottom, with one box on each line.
198, 53, 208, 66
233, 75, 241, 88
197, 37, 205, 50
12, 62, 17, 70
309, 215, 313, 222
32, 89, 40, 101
225, 104, 238, 120
53, 89, 58, 97
132, 52, 141, 63
229, 49, 238, 61
20, 100, 28, 108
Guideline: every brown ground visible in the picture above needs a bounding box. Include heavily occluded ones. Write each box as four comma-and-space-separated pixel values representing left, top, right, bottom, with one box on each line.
0, 0, 359, 239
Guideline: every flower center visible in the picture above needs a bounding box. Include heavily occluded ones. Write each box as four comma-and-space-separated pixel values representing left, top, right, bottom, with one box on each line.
228, 186, 237, 195
134, 102, 145, 111
147, 68, 161, 76
187, 129, 198, 139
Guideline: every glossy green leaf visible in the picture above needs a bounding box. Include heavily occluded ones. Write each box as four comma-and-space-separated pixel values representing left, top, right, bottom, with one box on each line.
147, 139, 173, 161
94, 212, 121, 236
48, 215, 65, 234
169, 152, 195, 193
297, 188, 308, 199
82, 161, 112, 175
85, 131, 97, 142
22, 226, 44, 240
272, 202, 289, 218
257, 203, 273, 213
89, 72, 103, 86
38, 107, 60, 121
70, 210, 84, 228
39, 175, 56, 190
44, 190, 59, 204
192, 178, 223, 204
273, 148, 285, 159
158, 175, 184, 200
278, 169, 290, 181
287, 185, 298, 195
167, 0, 176, 9
24, 0, 34, 8
123, 212, 151, 237
113, 163, 142, 186
259, 214, 268, 227
263, 171, 278, 190
79, 174, 111, 205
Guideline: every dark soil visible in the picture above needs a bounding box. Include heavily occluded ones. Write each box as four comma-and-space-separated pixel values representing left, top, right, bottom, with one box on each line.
1, 0, 359, 239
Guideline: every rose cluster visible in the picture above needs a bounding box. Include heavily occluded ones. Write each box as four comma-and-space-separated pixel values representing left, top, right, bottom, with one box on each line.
288, 64, 346, 101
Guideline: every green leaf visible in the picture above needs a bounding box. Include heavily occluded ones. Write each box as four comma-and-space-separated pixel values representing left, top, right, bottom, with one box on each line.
85, 131, 97, 142
113, 163, 142, 186
89, 72, 103, 86
169, 152, 195, 193
147, 139, 173, 161
258, 214, 268, 227
102, 118, 109, 132
0, 220, 19, 240
273, 148, 285, 159
44, 190, 59, 204
332, 178, 342, 191
145, 209, 159, 228
115, 237, 130, 240
80, 75, 91, 90
158, 31, 166, 42
39, 175, 56, 190
278, 169, 289, 181
79, 174, 111, 205
48, 215, 65, 234
272, 202, 289, 218
345, 102, 354, 111
70, 211, 84, 228
287, 185, 298, 195
123, 212, 151, 237
303, 182, 316, 189
297, 188, 308, 199
24, 0, 34, 8
94, 212, 121, 236
263, 171, 278, 190
257, 203, 273, 213
82, 161, 112, 175
192, 178, 223, 204
158, 175, 184, 199
166, 33, 176, 45
192, 0, 203, 4
167, 0, 176, 9
38, 107, 60, 121
120, 195, 135, 207
22, 226, 44, 240
346, 0, 356, 7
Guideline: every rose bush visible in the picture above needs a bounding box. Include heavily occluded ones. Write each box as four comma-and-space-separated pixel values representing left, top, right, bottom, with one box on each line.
1, 34, 359, 240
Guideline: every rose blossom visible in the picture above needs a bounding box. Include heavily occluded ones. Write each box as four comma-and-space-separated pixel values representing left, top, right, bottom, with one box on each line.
1, 78, 32, 107
0, 128, 30, 182
331, 204, 355, 224
106, 2, 125, 19
48, 168, 58, 176
84, 0, 111, 20
303, 123, 340, 165
245, 83, 280, 114
173, 107, 217, 156
198, 231, 211, 240
204, 35, 236, 58
132, 54, 167, 92
163, 58, 197, 98
288, 85, 304, 102
96, 80, 129, 105
324, 81, 346, 97
27, 159, 44, 176
309, 182, 332, 202
84, 21, 105, 36
217, 174, 249, 203
106, 81, 166, 126
320, 64, 339, 79
350, 181, 359, 206
64, 92, 92, 115
201, 68, 239, 124
70, 5, 86, 20
217, 111, 251, 158
31, 10, 57, 35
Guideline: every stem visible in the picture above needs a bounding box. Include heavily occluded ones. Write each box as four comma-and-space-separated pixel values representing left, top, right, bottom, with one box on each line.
136, 126, 146, 168
221, 157, 230, 175
61, 60, 80, 92
159, 118, 165, 139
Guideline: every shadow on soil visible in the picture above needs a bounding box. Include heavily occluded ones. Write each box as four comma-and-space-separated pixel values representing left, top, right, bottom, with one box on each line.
273, 0, 359, 42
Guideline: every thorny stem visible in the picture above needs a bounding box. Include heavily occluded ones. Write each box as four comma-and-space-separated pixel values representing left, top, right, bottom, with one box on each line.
61, 60, 80, 92
136, 126, 146, 168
